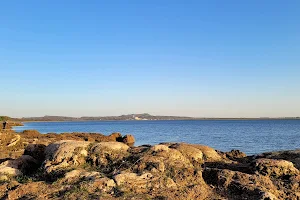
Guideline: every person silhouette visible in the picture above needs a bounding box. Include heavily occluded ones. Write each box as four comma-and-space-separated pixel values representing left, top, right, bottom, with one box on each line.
3, 121, 7, 129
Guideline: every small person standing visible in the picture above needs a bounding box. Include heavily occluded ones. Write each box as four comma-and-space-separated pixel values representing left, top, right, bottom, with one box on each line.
3, 121, 7, 129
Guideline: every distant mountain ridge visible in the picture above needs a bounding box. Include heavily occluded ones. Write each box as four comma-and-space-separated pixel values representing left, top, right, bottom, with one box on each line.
17, 113, 194, 121
2, 114, 299, 122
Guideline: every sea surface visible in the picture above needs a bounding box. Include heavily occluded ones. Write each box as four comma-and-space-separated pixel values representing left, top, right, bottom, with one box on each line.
13, 120, 300, 155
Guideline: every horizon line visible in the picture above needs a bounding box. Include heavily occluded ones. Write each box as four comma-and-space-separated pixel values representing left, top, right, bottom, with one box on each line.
11, 114, 300, 119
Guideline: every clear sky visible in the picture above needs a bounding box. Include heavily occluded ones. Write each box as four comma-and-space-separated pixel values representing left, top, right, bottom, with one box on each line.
0, 1, 299, 118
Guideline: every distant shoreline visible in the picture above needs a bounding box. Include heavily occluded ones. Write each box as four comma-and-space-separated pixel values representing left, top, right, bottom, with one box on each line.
19, 118, 300, 123
6, 113, 300, 123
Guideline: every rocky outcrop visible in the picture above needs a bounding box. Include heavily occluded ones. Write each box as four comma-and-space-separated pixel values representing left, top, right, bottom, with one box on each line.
162, 142, 223, 162
88, 142, 129, 168
21, 130, 41, 138
90, 141, 130, 153
121, 134, 135, 146
24, 144, 46, 161
168, 143, 204, 163
44, 140, 90, 173
16, 130, 136, 146
0, 130, 136, 161
253, 158, 299, 177
0, 132, 300, 199
108, 132, 122, 141
225, 149, 247, 160
0, 155, 39, 176
190, 144, 223, 162
203, 168, 279, 200
258, 149, 300, 170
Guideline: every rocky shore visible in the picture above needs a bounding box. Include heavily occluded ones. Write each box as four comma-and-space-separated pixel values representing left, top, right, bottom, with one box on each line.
0, 129, 300, 199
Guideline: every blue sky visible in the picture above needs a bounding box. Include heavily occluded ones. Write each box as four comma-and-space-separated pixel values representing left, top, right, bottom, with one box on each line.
0, 1, 299, 117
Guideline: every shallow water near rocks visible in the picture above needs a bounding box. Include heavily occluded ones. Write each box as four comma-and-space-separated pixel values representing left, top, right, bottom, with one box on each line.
13, 120, 300, 155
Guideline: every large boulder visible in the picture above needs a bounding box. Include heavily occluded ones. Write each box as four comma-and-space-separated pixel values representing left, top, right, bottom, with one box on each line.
122, 134, 135, 146
0, 155, 39, 176
90, 142, 130, 153
24, 144, 46, 162
108, 132, 122, 141
44, 140, 90, 173
134, 144, 196, 175
161, 143, 222, 162
169, 143, 204, 164
190, 144, 223, 162
150, 144, 192, 168
88, 142, 130, 172
42, 140, 131, 174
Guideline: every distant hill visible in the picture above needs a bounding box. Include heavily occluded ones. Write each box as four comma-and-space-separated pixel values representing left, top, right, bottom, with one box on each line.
18, 113, 195, 121
7, 114, 300, 122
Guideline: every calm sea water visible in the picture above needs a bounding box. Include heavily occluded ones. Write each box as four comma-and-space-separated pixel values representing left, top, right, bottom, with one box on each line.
13, 120, 300, 155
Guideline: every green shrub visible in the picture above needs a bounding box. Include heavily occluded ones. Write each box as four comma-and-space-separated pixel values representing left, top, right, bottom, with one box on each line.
0, 116, 11, 121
